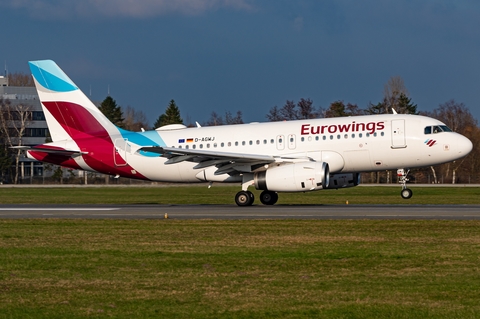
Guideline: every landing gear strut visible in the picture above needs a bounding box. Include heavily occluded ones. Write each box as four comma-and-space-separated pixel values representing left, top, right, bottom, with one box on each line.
397, 169, 413, 199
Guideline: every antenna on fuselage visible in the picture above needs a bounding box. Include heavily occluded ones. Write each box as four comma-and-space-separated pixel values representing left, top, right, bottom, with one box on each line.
392, 108, 398, 114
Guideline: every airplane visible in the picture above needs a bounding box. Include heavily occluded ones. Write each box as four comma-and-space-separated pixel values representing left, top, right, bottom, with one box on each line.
24, 59, 473, 206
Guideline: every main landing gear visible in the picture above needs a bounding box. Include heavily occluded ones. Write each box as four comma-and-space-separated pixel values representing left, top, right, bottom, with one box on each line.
397, 168, 413, 199
234, 173, 279, 206
235, 190, 279, 206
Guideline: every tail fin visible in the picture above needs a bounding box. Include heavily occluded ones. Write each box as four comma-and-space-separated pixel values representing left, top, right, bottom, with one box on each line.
28, 60, 118, 142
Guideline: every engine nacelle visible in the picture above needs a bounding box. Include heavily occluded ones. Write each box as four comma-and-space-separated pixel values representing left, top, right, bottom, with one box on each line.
324, 173, 360, 189
254, 162, 329, 192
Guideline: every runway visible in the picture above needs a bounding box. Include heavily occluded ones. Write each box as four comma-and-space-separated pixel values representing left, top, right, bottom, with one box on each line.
1, 204, 480, 220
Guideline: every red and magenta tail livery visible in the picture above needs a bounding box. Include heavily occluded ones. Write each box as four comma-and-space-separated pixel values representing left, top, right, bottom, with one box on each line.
26, 60, 473, 205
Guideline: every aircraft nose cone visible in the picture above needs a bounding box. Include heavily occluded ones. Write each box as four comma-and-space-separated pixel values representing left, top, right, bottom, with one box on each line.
457, 135, 473, 156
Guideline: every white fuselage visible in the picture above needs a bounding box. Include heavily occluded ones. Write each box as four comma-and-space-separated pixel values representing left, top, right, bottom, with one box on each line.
105, 113, 471, 183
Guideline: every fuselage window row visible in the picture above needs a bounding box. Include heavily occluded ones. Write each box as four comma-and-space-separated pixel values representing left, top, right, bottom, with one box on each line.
175, 131, 386, 149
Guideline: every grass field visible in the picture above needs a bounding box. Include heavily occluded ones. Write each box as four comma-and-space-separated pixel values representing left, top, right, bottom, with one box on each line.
1, 186, 480, 318
0, 184, 480, 205
2, 219, 480, 318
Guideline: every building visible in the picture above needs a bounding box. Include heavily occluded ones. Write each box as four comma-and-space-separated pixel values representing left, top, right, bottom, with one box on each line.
0, 81, 49, 181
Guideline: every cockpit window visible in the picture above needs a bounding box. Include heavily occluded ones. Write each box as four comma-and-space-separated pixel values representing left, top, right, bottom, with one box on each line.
425, 125, 453, 134
440, 125, 452, 132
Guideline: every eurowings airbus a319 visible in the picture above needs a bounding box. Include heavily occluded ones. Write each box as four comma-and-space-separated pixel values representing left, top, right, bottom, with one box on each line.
24, 60, 473, 206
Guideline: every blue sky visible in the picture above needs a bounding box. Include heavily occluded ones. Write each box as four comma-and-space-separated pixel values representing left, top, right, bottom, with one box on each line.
2, 0, 479, 126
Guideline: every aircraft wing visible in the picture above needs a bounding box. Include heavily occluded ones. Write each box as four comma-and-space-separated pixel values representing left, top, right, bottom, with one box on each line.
138, 146, 279, 175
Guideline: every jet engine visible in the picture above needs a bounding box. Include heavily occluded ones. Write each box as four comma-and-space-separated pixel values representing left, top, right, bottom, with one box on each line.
324, 173, 360, 189
254, 162, 329, 192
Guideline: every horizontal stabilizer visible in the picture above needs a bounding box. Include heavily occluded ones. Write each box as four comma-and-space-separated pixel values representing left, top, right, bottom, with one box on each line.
12, 145, 85, 157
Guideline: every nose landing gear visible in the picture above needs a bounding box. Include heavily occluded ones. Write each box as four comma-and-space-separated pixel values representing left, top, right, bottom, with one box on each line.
397, 169, 413, 199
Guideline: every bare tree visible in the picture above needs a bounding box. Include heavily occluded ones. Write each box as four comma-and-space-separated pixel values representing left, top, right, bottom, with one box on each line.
225, 111, 243, 124
297, 98, 317, 119
205, 110, 244, 126
123, 106, 149, 131
205, 111, 224, 126
266, 105, 283, 122
266, 99, 319, 122
384, 76, 408, 111
0, 98, 32, 184
7, 72, 34, 87
428, 100, 478, 183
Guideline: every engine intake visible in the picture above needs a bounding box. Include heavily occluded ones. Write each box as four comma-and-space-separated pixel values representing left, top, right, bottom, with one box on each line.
254, 162, 329, 192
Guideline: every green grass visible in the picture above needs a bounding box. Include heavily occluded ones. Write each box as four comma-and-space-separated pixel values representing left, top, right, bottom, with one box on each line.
0, 185, 480, 204
1, 219, 480, 318
1, 186, 480, 318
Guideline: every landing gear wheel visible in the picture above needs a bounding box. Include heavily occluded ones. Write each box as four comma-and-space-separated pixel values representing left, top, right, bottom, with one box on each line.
401, 188, 413, 199
260, 190, 278, 205
235, 191, 255, 206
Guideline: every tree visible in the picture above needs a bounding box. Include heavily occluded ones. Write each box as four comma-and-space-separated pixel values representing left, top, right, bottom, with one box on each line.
365, 99, 388, 115
325, 101, 364, 118
266, 105, 283, 122
7, 72, 34, 87
123, 106, 149, 131
266, 99, 319, 122
225, 111, 243, 124
297, 98, 317, 119
0, 144, 11, 183
384, 76, 408, 113
99, 96, 124, 128
205, 111, 224, 126
396, 93, 418, 115
154, 99, 183, 128
204, 110, 244, 126
0, 98, 32, 184
428, 100, 478, 183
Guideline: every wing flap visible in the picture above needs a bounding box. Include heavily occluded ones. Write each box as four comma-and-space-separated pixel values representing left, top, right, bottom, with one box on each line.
137, 146, 275, 174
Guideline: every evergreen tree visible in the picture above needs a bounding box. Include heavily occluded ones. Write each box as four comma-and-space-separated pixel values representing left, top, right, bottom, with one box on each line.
99, 96, 124, 128
397, 93, 418, 114
154, 100, 183, 128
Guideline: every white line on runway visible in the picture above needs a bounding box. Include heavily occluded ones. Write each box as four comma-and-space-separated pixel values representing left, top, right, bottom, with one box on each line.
0, 208, 119, 211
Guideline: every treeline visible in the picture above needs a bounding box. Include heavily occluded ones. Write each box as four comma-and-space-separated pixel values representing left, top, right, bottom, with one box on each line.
1, 74, 479, 184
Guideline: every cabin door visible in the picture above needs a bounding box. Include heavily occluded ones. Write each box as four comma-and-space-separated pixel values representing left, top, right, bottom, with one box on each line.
391, 119, 406, 148
114, 138, 128, 166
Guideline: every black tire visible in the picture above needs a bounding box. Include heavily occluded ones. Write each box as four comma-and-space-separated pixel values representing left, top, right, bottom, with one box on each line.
235, 191, 254, 206
401, 188, 413, 199
260, 190, 278, 205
